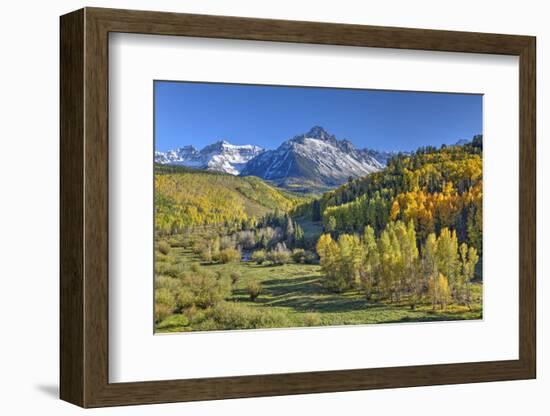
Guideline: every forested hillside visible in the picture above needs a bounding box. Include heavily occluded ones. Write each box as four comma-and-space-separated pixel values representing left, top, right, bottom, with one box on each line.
155, 164, 309, 235
290, 136, 482, 309
294, 136, 482, 253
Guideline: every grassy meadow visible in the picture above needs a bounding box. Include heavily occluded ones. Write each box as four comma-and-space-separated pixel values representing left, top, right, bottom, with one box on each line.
155, 236, 482, 333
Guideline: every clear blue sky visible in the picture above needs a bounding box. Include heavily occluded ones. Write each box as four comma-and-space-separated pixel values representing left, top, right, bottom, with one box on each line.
154, 81, 482, 152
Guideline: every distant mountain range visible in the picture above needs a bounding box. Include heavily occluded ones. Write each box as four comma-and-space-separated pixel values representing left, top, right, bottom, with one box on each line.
154, 126, 469, 192
240, 126, 384, 192
154, 141, 264, 176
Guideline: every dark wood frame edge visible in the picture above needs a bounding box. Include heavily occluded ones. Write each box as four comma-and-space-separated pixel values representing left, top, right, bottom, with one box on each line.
60, 7, 536, 408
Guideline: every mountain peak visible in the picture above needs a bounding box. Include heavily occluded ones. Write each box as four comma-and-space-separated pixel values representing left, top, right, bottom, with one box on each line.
155, 140, 264, 175
202, 140, 232, 152
304, 126, 333, 140
211, 139, 230, 147
241, 127, 383, 192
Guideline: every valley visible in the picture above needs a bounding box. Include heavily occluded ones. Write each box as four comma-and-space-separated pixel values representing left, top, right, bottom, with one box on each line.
154, 130, 483, 332
156, 245, 482, 333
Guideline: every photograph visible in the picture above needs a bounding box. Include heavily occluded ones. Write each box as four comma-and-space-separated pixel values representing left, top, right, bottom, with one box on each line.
153, 81, 483, 333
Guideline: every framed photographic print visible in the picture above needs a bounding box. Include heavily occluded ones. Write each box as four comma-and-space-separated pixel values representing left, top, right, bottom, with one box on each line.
60, 7, 536, 408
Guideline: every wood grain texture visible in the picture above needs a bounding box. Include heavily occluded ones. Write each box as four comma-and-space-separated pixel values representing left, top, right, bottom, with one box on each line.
518, 38, 536, 376
59, 8, 84, 407
59, 7, 537, 408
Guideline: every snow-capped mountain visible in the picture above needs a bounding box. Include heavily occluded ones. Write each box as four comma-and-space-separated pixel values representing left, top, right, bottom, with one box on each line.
362, 149, 401, 166
155, 141, 264, 175
240, 126, 384, 192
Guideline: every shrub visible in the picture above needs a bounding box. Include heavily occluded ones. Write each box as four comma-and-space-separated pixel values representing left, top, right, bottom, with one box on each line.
230, 271, 241, 285
219, 247, 240, 264
210, 237, 221, 262
220, 235, 236, 250
155, 262, 185, 278
155, 287, 177, 322
167, 237, 187, 248
256, 227, 275, 248
208, 302, 289, 330
251, 249, 266, 264
158, 241, 171, 255
200, 246, 213, 263
178, 270, 232, 309
267, 243, 291, 265
291, 248, 306, 263
155, 254, 168, 263
238, 230, 257, 250
155, 275, 181, 292
247, 281, 263, 301
192, 240, 204, 254
211, 250, 220, 263
155, 313, 189, 331
302, 312, 322, 327
190, 262, 201, 274
155, 303, 173, 324
303, 250, 318, 264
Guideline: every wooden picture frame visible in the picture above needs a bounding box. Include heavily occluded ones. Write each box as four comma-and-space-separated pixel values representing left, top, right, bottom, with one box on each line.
60, 7, 536, 408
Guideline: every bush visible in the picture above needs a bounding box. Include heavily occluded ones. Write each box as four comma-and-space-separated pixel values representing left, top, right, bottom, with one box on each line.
219, 247, 240, 263
155, 262, 185, 278
155, 313, 189, 331
155, 303, 173, 324
155, 275, 181, 292
190, 262, 201, 274
167, 237, 187, 248
155, 287, 177, 322
192, 240, 205, 254
267, 243, 291, 265
303, 250, 318, 264
251, 249, 266, 264
230, 271, 241, 285
291, 248, 306, 263
211, 250, 220, 263
200, 247, 213, 263
207, 302, 289, 330
178, 270, 232, 309
247, 280, 263, 301
302, 312, 322, 327
220, 235, 236, 250
158, 241, 171, 255
238, 230, 256, 250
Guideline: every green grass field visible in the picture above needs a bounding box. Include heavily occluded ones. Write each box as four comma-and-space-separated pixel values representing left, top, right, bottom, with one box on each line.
155, 246, 483, 333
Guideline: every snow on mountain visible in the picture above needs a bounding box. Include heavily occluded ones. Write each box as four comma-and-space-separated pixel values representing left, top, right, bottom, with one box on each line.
155, 140, 264, 175
240, 126, 384, 191
362, 149, 401, 166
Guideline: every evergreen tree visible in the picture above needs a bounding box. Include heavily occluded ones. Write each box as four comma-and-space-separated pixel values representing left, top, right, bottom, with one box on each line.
293, 223, 305, 248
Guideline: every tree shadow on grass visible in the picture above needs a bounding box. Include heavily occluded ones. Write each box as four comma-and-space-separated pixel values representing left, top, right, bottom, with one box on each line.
261, 275, 323, 295
232, 275, 321, 298
238, 274, 376, 313
267, 295, 369, 313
